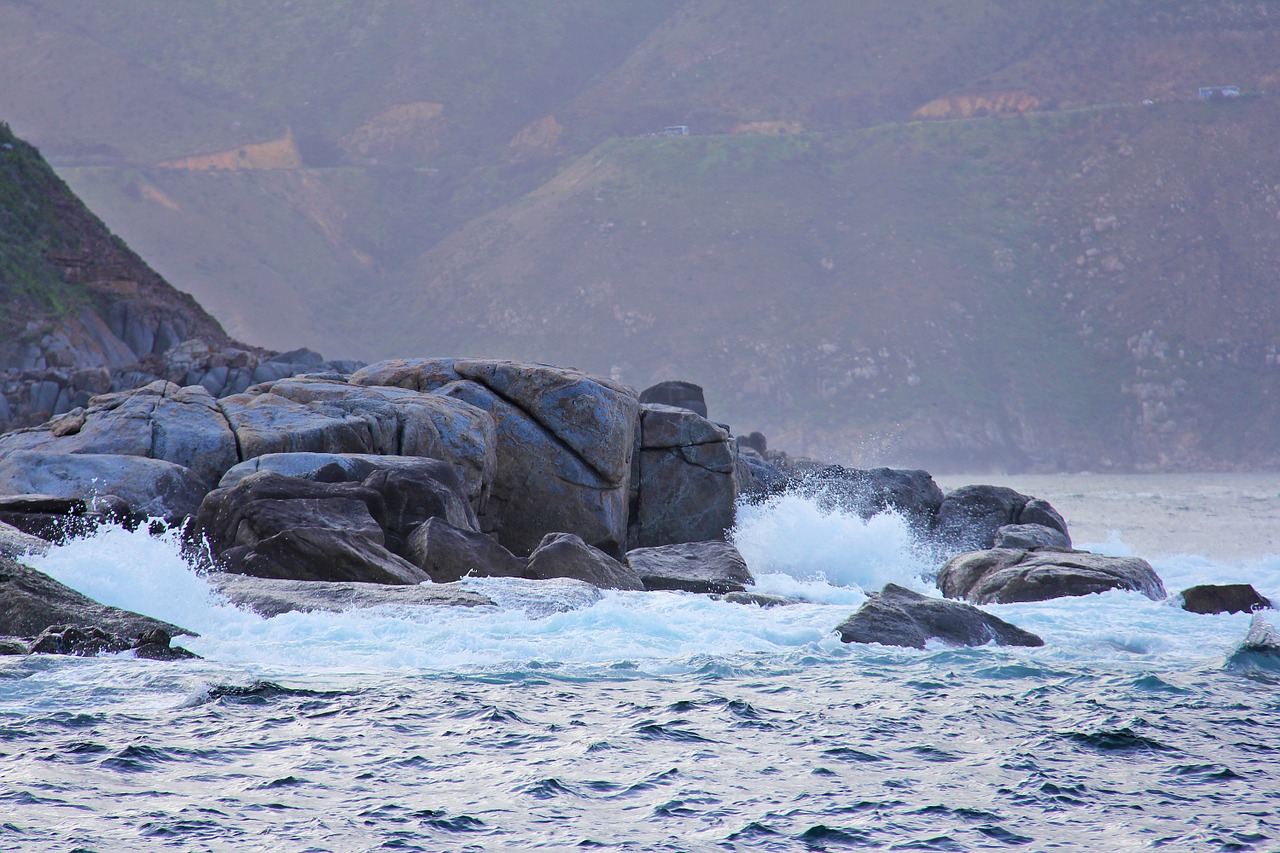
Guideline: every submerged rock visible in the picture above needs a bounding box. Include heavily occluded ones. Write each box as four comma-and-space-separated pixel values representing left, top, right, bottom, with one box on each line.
525, 532, 644, 591
1180, 583, 1272, 615
835, 583, 1044, 649
938, 548, 1166, 604
626, 540, 753, 594
715, 591, 799, 608
209, 572, 494, 618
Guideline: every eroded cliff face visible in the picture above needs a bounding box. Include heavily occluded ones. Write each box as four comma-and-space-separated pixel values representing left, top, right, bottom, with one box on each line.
156, 128, 302, 171
913, 91, 1043, 120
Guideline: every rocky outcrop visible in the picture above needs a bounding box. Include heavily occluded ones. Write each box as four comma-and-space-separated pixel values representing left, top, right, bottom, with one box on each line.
938, 548, 1167, 604
209, 571, 494, 618
626, 540, 753, 594
933, 486, 1068, 554
834, 583, 1044, 649
1180, 583, 1272, 615
0, 451, 207, 522
639, 380, 708, 418
993, 523, 1072, 550
629, 404, 738, 549
351, 358, 638, 557
0, 494, 134, 542
525, 532, 644, 591
796, 466, 944, 533
406, 517, 527, 583
192, 472, 430, 585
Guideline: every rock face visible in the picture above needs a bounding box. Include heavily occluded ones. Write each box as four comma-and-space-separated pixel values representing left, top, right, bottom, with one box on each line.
192, 472, 430, 585
351, 358, 638, 557
834, 583, 1044, 649
209, 572, 494, 618
0, 520, 49, 560
629, 404, 738, 549
993, 523, 1072, 550
626, 540, 753, 594
0, 450, 207, 522
406, 517, 527, 583
1180, 583, 1272, 615
638, 380, 708, 418
933, 486, 1068, 554
938, 548, 1167, 604
0, 556, 192, 645
525, 532, 644, 591
798, 466, 944, 532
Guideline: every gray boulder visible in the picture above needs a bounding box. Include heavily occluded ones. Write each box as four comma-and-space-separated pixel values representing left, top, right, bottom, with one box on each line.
193, 472, 428, 585
796, 466, 944, 533
525, 532, 644, 591
209, 572, 494, 618
993, 523, 1072, 550
0, 451, 207, 521
933, 486, 1068, 554
835, 583, 1044, 649
734, 446, 786, 502
0, 556, 192, 644
629, 404, 738, 549
0, 381, 238, 487
1180, 583, 1272, 615
406, 517, 527, 583
219, 377, 496, 506
638, 380, 708, 418
352, 358, 638, 557
0, 520, 51, 560
938, 548, 1167, 604
626, 540, 753, 594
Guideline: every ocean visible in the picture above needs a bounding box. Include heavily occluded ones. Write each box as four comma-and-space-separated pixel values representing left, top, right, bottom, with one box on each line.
2, 473, 1278, 851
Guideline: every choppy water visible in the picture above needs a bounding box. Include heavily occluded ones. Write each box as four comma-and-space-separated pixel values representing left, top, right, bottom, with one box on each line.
3, 475, 1280, 851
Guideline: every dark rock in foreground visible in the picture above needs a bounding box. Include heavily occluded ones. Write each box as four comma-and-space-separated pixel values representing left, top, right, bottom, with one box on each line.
1180, 583, 1272, 615
209, 572, 494, 618
938, 548, 1166, 604
407, 517, 527, 583
525, 532, 644, 591
835, 583, 1044, 649
626, 540, 753, 594
0, 557, 195, 657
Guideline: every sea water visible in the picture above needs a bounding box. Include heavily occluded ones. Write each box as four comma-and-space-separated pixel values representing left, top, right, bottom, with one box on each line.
2, 474, 1279, 851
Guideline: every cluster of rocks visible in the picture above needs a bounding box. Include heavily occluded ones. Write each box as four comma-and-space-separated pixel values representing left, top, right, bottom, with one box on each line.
0, 358, 1272, 659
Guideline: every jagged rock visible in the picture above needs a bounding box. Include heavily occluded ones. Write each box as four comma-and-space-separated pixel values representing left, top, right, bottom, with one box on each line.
938, 548, 1167, 604
0, 451, 206, 522
1180, 583, 1272, 615
716, 591, 799, 607
638, 380, 708, 418
0, 556, 192, 642
0, 519, 51, 560
835, 583, 1044, 649
209, 572, 494, 618
993, 523, 1072, 550
626, 540, 753, 594
406, 517, 527, 583
352, 358, 638, 557
796, 465, 944, 532
193, 472, 428, 585
734, 445, 786, 502
218, 452, 480, 550
219, 377, 496, 505
933, 486, 1068, 554
0, 380, 238, 486
629, 404, 738, 549
525, 532, 644, 591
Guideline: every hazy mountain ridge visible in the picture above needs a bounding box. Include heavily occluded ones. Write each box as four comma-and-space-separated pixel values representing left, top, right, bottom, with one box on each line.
2, 1, 1279, 469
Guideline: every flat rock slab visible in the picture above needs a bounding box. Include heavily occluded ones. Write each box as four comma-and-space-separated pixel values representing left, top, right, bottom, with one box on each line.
209, 572, 495, 618
0, 450, 206, 521
626, 540, 753, 594
1181, 583, 1272, 615
835, 583, 1044, 650
938, 548, 1166, 605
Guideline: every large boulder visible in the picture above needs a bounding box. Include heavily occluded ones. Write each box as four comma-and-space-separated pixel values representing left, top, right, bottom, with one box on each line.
835, 583, 1044, 649
218, 452, 479, 551
351, 359, 638, 557
525, 532, 644, 591
626, 540, 753, 594
0, 381, 238, 486
192, 472, 428, 585
219, 377, 496, 506
933, 486, 1068, 554
796, 466, 944, 533
938, 548, 1167, 604
209, 572, 494, 618
0, 451, 207, 521
992, 523, 1072, 550
629, 404, 738, 549
0, 556, 192, 645
1180, 584, 1272, 615
638, 380, 708, 418
406, 518, 527, 583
